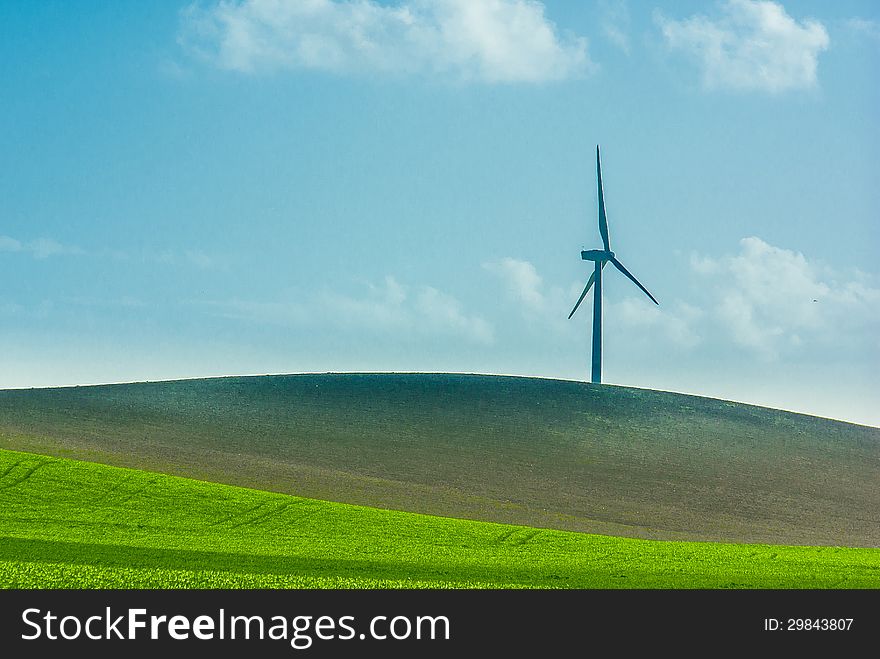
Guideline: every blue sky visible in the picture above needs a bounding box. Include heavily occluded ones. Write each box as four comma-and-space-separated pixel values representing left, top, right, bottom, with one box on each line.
1, 0, 878, 426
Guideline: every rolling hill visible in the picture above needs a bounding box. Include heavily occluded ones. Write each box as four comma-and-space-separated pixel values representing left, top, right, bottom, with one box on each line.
3, 448, 878, 588
1, 373, 877, 547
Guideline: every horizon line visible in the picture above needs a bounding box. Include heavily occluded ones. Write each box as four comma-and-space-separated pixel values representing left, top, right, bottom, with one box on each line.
1, 370, 876, 430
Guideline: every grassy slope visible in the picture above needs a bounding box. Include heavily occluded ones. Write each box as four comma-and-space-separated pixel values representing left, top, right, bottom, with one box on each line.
2, 448, 879, 589
1, 373, 878, 547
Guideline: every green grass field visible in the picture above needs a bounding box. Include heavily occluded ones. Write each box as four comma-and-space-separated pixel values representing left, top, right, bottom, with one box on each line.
1, 373, 878, 546
2, 448, 879, 589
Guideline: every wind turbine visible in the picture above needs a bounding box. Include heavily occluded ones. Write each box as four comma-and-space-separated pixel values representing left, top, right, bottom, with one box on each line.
568, 146, 659, 384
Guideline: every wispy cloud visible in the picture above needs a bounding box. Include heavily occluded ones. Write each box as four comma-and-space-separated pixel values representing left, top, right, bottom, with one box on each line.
0, 298, 55, 319
58, 296, 149, 313
485, 256, 702, 348
0, 235, 84, 259
184, 249, 217, 269
179, 0, 593, 83
414, 286, 494, 344
691, 237, 880, 359
201, 275, 493, 344
199, 297, 310, 326
483, 257, 547, 312
842, 17, 880, 42
0, 235, 222, 270
600, 0, 631, 55
0, 236, 21, 252
486, 242, 880, 363
106, 246, 223, 270
322, 276, 493, 343
655, 0, 829, 92
483, 257, 595, 336
608, 297, 702, 348
320, 276, 412, 331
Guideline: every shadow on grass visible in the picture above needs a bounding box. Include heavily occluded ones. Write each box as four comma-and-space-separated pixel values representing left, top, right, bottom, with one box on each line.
0, 536, 560, 587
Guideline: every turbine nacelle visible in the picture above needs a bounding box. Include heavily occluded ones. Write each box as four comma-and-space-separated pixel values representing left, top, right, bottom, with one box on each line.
581, 249, 614, 262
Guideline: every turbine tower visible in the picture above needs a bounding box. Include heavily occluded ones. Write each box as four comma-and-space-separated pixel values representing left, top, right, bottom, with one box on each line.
568, 146, 659, 384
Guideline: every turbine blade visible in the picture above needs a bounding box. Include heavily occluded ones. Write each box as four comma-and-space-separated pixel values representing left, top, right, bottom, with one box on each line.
610, 257, 659, 305
597, 145, 611, 253
568, 262, 609, 319
568, 274, 595, 319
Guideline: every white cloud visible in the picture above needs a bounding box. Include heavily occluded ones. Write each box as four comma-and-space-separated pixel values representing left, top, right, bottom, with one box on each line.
322, 275, 493, 343
0, 236, 23, 252
0, 235, 218, 268
692, 237, 880, 359
482, 257, 588, 335
600, 0, 630, 54
483, 257, 546, 312
30, 238, 81, 259
321, 276, 413, 331
843, 17, 880, 42
655, 0, 829, 92
416, 287, 494, 344
484, 256, 686, 343
108, 246, 221, 269
180, 0, 592, 83
63, 295, 148, 310
0, 235, 83, 259
203, 275, 493, 344
185, 249, 216, 269
609, 297, 702, 348
485, 244, 879, 362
